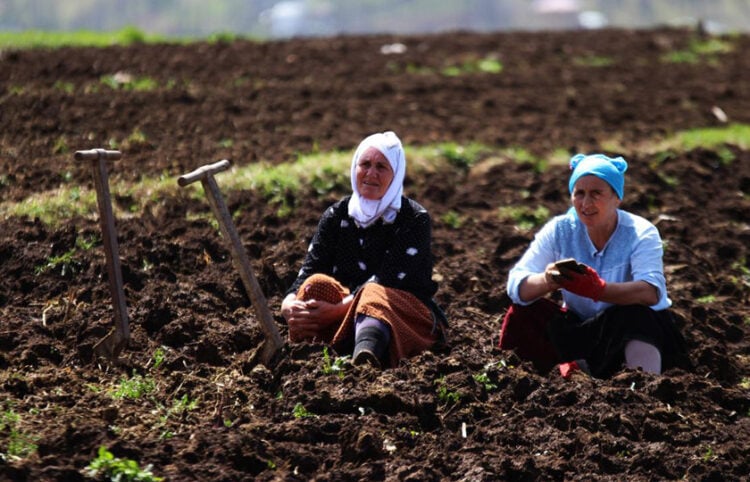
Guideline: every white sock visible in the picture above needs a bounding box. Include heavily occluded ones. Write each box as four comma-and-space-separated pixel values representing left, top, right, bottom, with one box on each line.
624, 339, 662, 374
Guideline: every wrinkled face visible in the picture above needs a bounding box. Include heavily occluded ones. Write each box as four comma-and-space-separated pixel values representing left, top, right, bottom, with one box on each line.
356, 147, 394, 200
571, 175, 621, 229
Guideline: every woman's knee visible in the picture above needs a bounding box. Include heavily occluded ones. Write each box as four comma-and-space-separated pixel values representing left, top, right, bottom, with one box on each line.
358, 282, 386, 297
298, 273, 347, 302
302, 273, 337, 286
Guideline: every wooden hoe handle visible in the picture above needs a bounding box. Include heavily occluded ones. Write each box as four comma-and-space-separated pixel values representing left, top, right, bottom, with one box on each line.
75, 148, 130, 360
178, 159, 230, 187
178, 160, 284, 365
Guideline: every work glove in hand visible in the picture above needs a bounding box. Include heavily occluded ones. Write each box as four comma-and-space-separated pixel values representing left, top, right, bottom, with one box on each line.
559, 264, 606, 301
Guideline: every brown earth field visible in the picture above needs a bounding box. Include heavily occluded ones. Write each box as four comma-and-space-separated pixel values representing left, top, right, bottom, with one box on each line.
1, 27, 750, 481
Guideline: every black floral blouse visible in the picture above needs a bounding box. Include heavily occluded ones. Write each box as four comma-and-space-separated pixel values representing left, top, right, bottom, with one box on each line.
287, 195, 438, 306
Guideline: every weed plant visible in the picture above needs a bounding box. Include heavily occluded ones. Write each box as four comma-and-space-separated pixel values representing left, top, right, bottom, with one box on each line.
322, 347, 348, 379
0, 405, 38, 461
86, 446, 164, 482
156, 394, 199, 439
440, 210, 464, 229
662, 37, 734, 64
101, 74, 159, 92
292, 403, 316, 419
35, 235, 97, 276
441, 56, 503, 76
403, 56, 502, 76
497, 205, 551, 231
435, 376, 460, 404
573, 55, 614, 67
110, 371, 156, 400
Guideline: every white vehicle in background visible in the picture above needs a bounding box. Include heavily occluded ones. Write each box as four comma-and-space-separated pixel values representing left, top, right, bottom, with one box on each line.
532, 0, 608, 30
260, 1, 307, 37
259, 0, 334, 38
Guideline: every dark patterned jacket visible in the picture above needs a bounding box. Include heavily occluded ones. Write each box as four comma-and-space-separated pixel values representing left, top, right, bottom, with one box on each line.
287, 195, 440, 309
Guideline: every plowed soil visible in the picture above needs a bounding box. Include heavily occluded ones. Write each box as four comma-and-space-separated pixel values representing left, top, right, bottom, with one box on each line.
1, 28, 749, 481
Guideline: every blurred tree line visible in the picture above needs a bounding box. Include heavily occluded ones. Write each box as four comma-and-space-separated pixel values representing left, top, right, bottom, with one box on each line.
1, 0, 748, 38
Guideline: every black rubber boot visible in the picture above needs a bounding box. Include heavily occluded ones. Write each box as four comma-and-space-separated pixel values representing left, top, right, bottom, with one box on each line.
353, 326, 388, 368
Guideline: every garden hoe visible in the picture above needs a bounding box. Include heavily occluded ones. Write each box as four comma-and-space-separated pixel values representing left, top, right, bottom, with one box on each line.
75, 148, 130, 361
178, 160, 284, 367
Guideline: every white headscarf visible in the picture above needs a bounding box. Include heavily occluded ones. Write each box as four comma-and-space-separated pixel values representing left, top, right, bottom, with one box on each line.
347, 131, 406, 228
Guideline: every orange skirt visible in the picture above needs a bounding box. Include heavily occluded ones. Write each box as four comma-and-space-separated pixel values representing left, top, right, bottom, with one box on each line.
293, 273, 439, 367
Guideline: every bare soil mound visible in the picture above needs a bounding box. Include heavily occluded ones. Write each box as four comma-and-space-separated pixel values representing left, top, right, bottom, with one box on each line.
1, 28, 749, 481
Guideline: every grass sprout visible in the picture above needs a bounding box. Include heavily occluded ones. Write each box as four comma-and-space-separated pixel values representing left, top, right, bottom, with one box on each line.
86, 446, 163, 482
390, 141, 492, 172
292, 403, 316, 419
52, 135, 69, 154
125, 128, 149, 146
441, 56, 503, 76
0, 406, 38, 461
150, 347, 167, 370
701, 445, 716, 462
404, 56, 502, 76
573, 55, 614, 67
662, 37, 734, 64
110, 371, 156, 400
35, 234, 98, 276
473, 371, 497, 392
156, 394, 199, 439
101, 73, 159, 91
695, 295, 717, 304
505, 147, 549, 172
53, 80, 75, 93
322, 347, 348, 379
498, 205, 551, 231
440, 210, 465, 229
35, 247, 78, 276
435, 376, 461, 404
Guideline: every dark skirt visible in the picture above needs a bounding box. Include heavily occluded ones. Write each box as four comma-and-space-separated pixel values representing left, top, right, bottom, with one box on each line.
500, 299, 692, 377
547, 303, 692, 378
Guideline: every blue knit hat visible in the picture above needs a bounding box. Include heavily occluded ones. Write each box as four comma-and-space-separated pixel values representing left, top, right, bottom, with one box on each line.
568, 154, 628, 199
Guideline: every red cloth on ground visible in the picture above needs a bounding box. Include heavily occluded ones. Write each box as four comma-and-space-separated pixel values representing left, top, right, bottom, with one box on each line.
498, 298, 564, 372
558, 361, 580, 378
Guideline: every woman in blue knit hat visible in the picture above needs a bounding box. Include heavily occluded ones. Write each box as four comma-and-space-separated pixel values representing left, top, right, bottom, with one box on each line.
499, 153, 690, 378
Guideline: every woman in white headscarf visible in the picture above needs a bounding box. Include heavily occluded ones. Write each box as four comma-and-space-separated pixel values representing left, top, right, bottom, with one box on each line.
280, 131, 447, 368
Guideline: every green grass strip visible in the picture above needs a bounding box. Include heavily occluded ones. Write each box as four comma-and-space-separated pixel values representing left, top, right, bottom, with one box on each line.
1, 125, 748, 226
0, 27, 256, 49
673, 123, 750, 150
0, 27, 170, 49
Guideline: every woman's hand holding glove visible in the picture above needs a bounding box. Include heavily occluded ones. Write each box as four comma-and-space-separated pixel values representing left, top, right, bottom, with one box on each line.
559, 264, 606, 301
